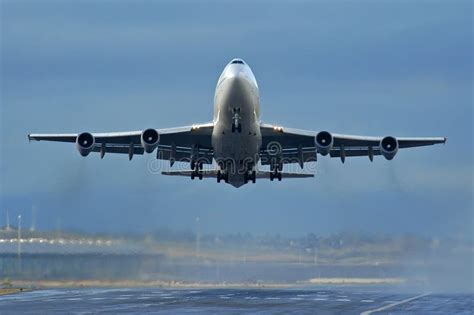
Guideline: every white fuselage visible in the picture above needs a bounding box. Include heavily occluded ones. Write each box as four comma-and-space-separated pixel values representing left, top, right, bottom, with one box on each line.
212, 59, 262, 187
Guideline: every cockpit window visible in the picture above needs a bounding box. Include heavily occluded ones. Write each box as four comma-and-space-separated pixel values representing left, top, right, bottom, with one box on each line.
231, 60, 244, 64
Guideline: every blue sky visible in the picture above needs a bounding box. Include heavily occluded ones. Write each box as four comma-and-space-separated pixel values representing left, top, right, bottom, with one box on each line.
1, 1, 472, 239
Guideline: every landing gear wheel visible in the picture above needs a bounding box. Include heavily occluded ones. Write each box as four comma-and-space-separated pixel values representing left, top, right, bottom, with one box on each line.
252, 171, 256, 184
198, 172, 203, 180
190, 161, 196, 170
278, 172, 282, 181
217, 170, 222, 183
191, 172, 195, 180
270, 173, 274, 181
232, 124, 242, 133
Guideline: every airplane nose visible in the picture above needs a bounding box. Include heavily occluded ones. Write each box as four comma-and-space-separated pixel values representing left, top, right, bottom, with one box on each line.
226, 73, 248, 91
229, 58, 246, 65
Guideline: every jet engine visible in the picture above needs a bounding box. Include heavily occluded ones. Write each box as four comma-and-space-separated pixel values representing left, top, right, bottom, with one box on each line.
76, 132, 95, 157
141, 128, 160, 153
380, 136, 399, 160
315, 131, 333, 156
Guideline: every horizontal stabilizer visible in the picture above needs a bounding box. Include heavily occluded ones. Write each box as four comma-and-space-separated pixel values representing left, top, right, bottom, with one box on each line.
256, 170, 314, 179
162, 169, 314, 179
161, 170, 218, 178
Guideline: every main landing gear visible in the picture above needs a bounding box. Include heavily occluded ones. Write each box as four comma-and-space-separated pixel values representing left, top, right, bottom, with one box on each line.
244, 171, 257, 184
269, 162, 282, 181
244, 170, 256, 184
216, 170, 229, 183
190, 161, 203, 180
269, 171, 282, 181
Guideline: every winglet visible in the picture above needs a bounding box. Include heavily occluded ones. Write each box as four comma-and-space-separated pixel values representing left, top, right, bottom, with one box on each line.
443, 137, 447, 144
28, 134, 31, 142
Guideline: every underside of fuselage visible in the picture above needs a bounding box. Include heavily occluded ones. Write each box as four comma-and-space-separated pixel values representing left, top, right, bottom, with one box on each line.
211, 58, 262, 187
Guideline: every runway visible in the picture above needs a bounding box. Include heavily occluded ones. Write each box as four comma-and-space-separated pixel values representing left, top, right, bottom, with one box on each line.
0, 287, 472, 314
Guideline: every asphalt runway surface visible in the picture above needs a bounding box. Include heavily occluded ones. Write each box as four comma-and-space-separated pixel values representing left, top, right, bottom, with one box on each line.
0, 287, 472, 314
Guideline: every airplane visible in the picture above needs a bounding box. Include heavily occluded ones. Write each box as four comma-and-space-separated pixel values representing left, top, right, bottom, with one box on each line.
28, 58, 446, 188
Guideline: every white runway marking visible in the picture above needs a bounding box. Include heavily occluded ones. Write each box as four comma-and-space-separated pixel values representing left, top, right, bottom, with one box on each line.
361, 293, 430, 315
137, 296, 152, 300
264, 297, 281, 300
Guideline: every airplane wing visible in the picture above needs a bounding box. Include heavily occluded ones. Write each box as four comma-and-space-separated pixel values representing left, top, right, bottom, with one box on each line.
260, 123, 446, 166
28, 123, 214, 164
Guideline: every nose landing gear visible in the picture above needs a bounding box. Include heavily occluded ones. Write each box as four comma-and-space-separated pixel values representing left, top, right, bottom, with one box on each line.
232, 107, 242, 133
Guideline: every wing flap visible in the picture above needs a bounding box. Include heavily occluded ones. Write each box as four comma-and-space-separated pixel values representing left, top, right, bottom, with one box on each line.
157, 146, 213, 164
260, 148, 317, 165
91, 145, 144, 155
28, 133, 77, 143
397, 137, 447, 148
329, 148, 382, 158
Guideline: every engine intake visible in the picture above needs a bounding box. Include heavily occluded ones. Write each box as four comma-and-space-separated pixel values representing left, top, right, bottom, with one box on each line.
141, 128, 160, 153
76, 132, 95, 157
380, 136, 399, 160
315, 131, 333, 156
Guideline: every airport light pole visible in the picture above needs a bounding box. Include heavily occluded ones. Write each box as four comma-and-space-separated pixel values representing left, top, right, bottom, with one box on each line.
30, 205, 36, 232
17, 215, 22, 273
6, 209, 11, 231
195, 217, 201, 260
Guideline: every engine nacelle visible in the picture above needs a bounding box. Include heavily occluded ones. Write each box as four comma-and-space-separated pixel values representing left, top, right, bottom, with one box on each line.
76, 132, 95, 157
380, 136, 399, 160
141, 128, 160, 153
315, 131, 333, 156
